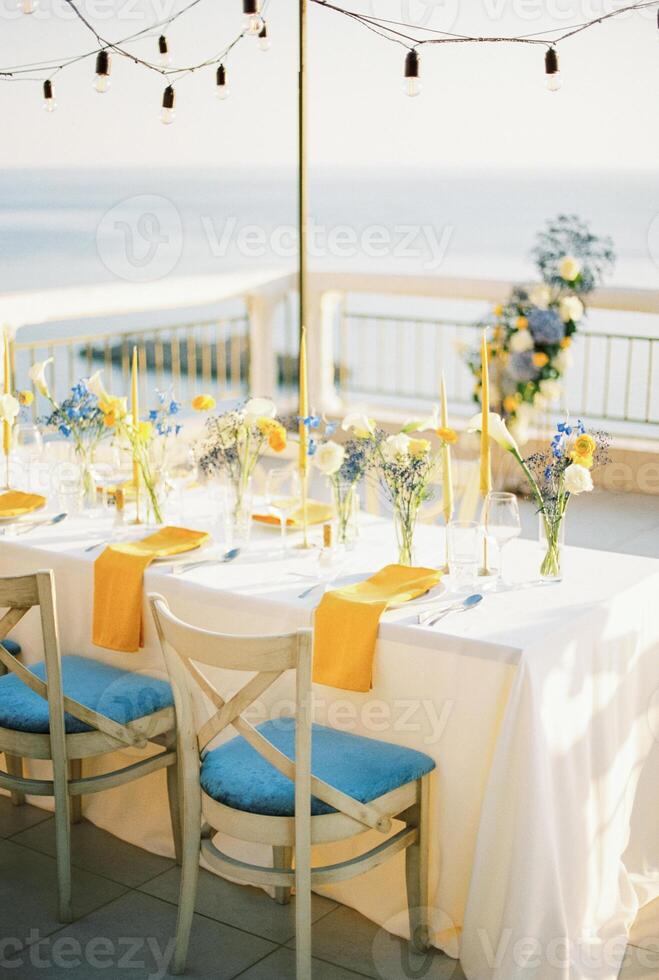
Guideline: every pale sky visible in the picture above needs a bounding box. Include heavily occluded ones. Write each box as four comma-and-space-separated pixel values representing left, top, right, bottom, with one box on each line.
1, 0, 658, 170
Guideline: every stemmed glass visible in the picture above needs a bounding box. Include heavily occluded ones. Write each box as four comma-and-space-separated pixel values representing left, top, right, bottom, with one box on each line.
483, 491, 521, 591
166, 444, 198, 523
14, 424, 43, 491
266, 467, 300, 556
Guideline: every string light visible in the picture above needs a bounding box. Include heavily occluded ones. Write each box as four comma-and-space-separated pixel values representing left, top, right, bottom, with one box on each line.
42, 79, 56, 112
258, 22, 271, 51
243, 0, 264, 36
404, 48, 420, 97
545, 46, 562, 92
160, 84, 176, 124
19, 0, 38, 13
94, 50, 111, 93
158, 35, 171, 67
216, 63, 229, 99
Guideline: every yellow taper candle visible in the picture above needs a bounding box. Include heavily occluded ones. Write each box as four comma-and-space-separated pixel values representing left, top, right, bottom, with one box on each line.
3, 331, 11, 459
479, 330, 492, 497
440, 373, 453, 523
130, 346, 140, 490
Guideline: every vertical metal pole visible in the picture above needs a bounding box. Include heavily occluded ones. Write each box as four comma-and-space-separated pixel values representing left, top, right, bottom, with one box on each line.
298, 0, 310, 548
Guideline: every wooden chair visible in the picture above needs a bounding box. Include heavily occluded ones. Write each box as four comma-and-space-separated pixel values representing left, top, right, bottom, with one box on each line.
0, 571, 178, 923
150, 594, 435, 979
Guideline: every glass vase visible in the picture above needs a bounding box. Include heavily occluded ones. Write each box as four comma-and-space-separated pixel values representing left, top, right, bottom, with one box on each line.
539, 512, 565, 583
224, 473, 253, 551
332, 478, 359, 548
394, 504, 419, 567
73, 439, 97, 509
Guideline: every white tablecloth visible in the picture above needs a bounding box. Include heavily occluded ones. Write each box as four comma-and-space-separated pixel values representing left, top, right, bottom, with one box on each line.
2, 507, 658, 980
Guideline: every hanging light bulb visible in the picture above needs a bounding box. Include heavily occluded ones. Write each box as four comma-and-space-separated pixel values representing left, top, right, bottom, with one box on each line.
157, 35, 171, 67
216, 63, 229, 100
545, 46, 562, 91
404, 49, 421, 97
243, 0, 264, 36
160, 84, 176, 124
42, 79, 56, 112
94, 50, 111, 93
19, 0, 38, 13
258, 22, 270, 51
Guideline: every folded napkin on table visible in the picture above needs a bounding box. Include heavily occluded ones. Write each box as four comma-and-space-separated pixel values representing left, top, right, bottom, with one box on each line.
313, 564, 442, 693
253, 500, 334, 529
93, 526, 210, 653
0, 491, 46, 518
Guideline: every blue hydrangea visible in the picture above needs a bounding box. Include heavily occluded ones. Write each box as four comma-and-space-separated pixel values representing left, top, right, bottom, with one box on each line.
509, 351, 538, 382
528, 308, 565, 345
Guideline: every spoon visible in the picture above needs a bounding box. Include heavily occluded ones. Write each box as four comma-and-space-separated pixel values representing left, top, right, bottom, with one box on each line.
14, 512, 68, 536
420, 593, 483, 628
172, 548, 240, 574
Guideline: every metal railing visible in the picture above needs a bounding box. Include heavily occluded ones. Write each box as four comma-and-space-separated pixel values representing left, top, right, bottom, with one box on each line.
336, 308, 659, 438
14, 314, 250, 416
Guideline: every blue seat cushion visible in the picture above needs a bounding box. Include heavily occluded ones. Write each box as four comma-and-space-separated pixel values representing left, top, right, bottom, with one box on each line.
200, 718, 435, 817
1, 640, 21, 657
0, 655, 173, 735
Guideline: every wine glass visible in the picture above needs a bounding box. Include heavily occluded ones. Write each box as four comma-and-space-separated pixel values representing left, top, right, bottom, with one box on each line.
14, 424, 43, 491
265, 467, 300, 556
483, 491, 521, 591
166, 444, 198, 523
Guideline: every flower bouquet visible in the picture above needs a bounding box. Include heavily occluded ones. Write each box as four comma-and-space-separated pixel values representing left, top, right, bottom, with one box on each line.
470, 411, 609, 581
465, 215, 615, 443
310, 413, 374, 547
196, 397, 287, 541
34, 360, 107, 501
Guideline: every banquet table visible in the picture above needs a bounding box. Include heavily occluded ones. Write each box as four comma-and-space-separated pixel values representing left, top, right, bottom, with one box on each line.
1, 505, 658, 980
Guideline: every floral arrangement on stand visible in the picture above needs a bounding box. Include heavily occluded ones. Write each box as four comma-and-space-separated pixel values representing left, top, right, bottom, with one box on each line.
33, 359, 107, 500
465, 215, 615, 444
470, 410, 610, 581
196, 397, 287, 539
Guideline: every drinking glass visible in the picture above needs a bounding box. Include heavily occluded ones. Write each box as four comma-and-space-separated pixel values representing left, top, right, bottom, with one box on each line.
447, 521, 480, 592
14, 424, 43, 491
484, 491, 521, 591
265, 467, 300, 556
166, 444, 198, 523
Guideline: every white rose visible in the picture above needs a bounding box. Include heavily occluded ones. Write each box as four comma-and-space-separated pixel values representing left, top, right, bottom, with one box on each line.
539, 379, 561, 403
28, 358, 54, 399
341, 412, 374, 437
559, 256, 582, 282
529, 284, 551, 309
243, 397, 276, 423
559, 296, 584, 323
554, 349, 573, 374
563, 463, 593, 495
313, 440, 345, 476
85, 369, 108, 402
0, 393, 19, 424
533, 391, 547, 409
510, 330, 534, 353
382, 432, 411, 461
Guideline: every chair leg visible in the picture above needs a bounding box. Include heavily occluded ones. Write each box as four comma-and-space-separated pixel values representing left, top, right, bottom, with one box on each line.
273, 846, 293, 905
171, 781, 201, 975
69, 759, 83, 824
405, 775, 431, 953
52, 754, 73, 923
5, 755, 25, 807
295, 835, 312, 979
166, 759, 183, 865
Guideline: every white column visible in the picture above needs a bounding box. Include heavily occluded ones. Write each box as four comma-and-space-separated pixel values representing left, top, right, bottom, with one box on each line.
246, 293, 278, 398
307, 289, 343, 415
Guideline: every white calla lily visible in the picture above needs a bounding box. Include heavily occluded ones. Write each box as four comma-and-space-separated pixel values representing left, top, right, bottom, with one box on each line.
0, 393, 19, 425
403, 404, 441, 433
28, 358, 54, 399
468, 411, 520, 456
85, 370, 109, 401
341, 412, 374, 437
243, 397, 276, 423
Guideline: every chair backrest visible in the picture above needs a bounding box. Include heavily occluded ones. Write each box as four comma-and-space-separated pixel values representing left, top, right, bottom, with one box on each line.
0, 571, 150, 752
149, 594, 391, 833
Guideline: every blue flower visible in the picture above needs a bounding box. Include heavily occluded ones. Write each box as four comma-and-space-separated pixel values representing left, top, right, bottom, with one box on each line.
325, 421, 338, 437
169, 401, 181, 415
59, 424, 71, 438
307, 438, 317, 456
528, 308, 565, 346
149, 409, 158, 421
544, 466, 552, 480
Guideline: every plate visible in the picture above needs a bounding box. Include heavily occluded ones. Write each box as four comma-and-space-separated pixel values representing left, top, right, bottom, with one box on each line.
151, 539, 212, 563
388, 581, 447, 609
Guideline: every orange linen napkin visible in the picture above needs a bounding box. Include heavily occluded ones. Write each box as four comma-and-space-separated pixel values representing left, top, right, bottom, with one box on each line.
313, 564, 442, 693
253, 500, 334, 529
93, 526, 210, 653
0, 491, 46, 518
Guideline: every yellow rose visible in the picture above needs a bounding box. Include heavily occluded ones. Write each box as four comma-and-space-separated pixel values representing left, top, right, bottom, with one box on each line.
532, 352, 549, 368
436, 427, 458, 445
408, 438, 431, 458
257, 417, 287, 453
570, 434, 596, 469
503, 394, 521, 414
516, 316, 528, 331
559, 337, 572, 349
192, 394, 216, 412
493, 304, 504, 317
18, 390, 34, 407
